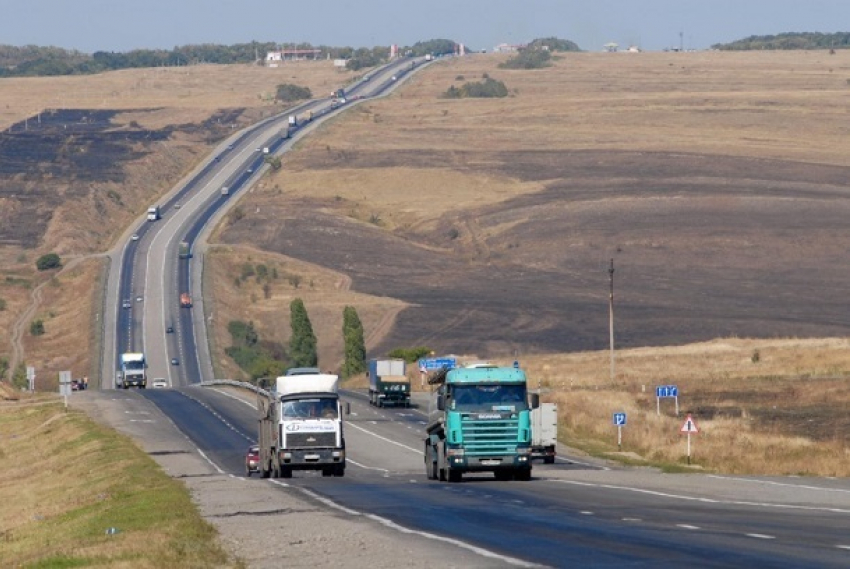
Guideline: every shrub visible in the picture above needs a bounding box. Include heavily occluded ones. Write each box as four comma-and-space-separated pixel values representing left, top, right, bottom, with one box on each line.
30, 319, 45, 336
35, 253, 61, 271
443, 77, 508, 99
388, 347, 432, 363
275, 83, 312, 102
0, 297, 6, 311
499, 48, 552, 70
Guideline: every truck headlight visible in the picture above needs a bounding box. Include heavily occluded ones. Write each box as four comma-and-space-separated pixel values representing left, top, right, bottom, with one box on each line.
446, 447, 464, 457
517, 446, 531, 456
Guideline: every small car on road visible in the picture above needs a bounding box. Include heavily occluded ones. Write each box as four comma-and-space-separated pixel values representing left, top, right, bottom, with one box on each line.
170, 357, 179, 366
151, 378, 168, 389
245, 445, 260, 476
131, 234, 139, 241
122, 300, 132, 309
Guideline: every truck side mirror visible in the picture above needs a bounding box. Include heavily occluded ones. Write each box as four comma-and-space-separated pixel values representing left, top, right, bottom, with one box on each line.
529, 393, 540, 409
437, 394, 445, 411
344, 402, 351, 415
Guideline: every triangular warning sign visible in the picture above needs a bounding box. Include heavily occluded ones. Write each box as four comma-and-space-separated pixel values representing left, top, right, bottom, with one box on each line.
680, 414, 699, 434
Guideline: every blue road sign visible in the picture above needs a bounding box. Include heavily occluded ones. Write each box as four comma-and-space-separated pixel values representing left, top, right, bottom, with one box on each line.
613, 412, 627, 426
513, 360, 519, 369
656, 385, 678, 398
418, 357, 457, 372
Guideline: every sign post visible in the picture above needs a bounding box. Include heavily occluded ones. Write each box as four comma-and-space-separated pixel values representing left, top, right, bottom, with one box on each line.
26, 366, 35, 392
59, 371, 72, 409
613, 412, 627, 450
679, 413, 700, 464
655, 384, 679, 416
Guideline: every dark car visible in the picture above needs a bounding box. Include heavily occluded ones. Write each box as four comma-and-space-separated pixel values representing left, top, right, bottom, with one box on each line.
166, 325, 174, 333
171, 357, 179, 366
245, 445, 260, 476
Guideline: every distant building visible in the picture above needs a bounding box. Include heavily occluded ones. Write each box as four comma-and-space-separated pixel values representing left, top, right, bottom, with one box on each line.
494, 43, 526, 53
265, 49, 322, 65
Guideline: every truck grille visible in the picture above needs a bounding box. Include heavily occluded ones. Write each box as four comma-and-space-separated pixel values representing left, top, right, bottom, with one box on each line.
285, 432, 336, 448
461, 418, 519, 456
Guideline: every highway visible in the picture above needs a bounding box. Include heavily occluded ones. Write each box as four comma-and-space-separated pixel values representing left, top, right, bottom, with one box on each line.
143, 386, 850, 568
99, 55, 850, 567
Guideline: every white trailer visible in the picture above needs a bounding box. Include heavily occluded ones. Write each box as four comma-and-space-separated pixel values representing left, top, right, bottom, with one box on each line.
120, 352, 147, 389
146, 206, 161, 221
257, 372, 348, 478
530, 402, 558, 463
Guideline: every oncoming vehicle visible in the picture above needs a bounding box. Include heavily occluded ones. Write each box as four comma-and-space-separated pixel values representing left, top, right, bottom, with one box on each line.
122, 300, 131, 309
246, 445, 260, 476
171, 357, 179, 366
152, 378, 168, 389
131, 234, 139, 241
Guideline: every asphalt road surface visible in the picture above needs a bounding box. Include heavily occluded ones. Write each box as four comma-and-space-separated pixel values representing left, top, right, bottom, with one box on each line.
136, 387, 850, 568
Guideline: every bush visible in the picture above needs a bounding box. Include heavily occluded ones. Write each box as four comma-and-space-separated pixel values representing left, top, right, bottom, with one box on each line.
35, 253, 61, 271
388, 347, 432, 363
499, 49, 552, 70
0, 297, 6, 311
443, 77, 508, 99
30, 319, 45, 336
275, 83, 312, 102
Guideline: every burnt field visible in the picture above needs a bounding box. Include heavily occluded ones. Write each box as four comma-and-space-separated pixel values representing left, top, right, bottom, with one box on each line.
222, 148, 850, 357
0, 107, 243, 249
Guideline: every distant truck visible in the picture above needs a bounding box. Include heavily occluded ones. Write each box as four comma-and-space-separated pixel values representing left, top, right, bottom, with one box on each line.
425, 53, 433, 61
178, 241, 191, 259
221, 186, 229, 196
425, 365, 537, 482
257, 370, 348, 478
367, 358, 410, 407
146, 206, 161, 221
180, 293, 192, 308
288, 115, 297, 127
530, 402, 558, 464
119, 353, 147, 389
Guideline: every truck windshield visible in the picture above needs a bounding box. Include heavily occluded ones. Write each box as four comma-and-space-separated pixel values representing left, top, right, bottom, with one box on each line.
124, 362, 145, 370
282, 398, 338, 419
450, 384, 528, 413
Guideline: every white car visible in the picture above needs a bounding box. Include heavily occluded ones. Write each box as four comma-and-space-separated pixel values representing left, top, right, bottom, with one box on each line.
131, 234, 139, 241
151, 378, 168, 389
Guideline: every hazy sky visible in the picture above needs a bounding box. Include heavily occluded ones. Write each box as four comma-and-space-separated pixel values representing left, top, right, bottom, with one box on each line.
5, 1, 850, 53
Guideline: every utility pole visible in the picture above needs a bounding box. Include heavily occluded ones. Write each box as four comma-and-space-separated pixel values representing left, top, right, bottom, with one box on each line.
609, 258, 615, 382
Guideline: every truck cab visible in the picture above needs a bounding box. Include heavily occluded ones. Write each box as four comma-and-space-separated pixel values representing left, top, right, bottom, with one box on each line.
257, 372, 348, 478
146, 206, 161, 221
425, 366, 536, 482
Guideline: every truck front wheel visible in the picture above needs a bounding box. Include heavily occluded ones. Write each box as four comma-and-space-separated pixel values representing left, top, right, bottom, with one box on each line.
280, 466, 292, 479
515, 468, 532, 481
424, 443, 437, 480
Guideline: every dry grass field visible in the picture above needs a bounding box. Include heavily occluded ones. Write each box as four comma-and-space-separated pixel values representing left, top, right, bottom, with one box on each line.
2, 51, 850, 474
216, 51, 850, 474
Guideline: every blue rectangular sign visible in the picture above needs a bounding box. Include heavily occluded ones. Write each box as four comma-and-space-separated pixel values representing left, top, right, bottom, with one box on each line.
656, 385, 678, 398
613, 412, 627, 426
418, 357, 457, 372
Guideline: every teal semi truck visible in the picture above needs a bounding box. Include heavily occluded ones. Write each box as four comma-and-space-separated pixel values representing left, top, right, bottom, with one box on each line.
424, 365, 538, 482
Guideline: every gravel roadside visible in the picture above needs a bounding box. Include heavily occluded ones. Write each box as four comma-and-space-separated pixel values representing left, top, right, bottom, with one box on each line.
71, 391, 519, 568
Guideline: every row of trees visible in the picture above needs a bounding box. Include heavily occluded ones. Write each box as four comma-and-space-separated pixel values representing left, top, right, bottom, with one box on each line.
713, 32, 850, 51
0, 38, 456, 78
226, 299, 367, 380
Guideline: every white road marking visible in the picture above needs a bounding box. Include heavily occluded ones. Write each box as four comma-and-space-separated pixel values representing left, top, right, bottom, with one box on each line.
836, 545, 850, 550
622, 517, 642, 522
580, 511, 594, 515
346, 421, 422, 454
197, 448, 226, 474
746, 533, 775, 540
556, 456, 611, 471
553, 479, 850, 514
677, 524, 701, 530
347, 459, 390, 475
708, 474, 850, 495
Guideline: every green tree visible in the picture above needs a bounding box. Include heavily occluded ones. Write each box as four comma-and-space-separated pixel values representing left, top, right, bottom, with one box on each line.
11, 363, 27, 390
0, 357, 8, 382
0, 297, 6, 311
499, 48, 552, 70
341, 306, 366, 378
289, 298, 317, 367
35, 253, 61, 271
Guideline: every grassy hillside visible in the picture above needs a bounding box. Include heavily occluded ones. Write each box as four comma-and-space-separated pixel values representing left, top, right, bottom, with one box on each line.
0, 396, 236, 566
